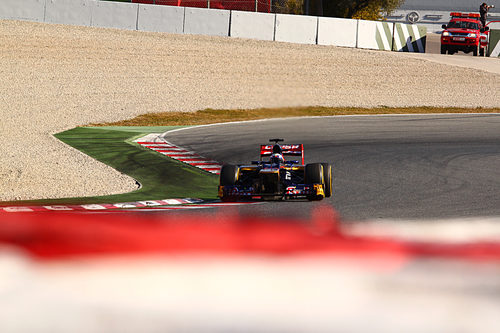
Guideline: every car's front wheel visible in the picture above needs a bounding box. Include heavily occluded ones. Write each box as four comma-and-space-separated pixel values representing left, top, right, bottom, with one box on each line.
321, 163, 333, 198
220, 164, 239, 186
305, 163, 324, 201
440, 45, 447, 54
219, 164, 239, 202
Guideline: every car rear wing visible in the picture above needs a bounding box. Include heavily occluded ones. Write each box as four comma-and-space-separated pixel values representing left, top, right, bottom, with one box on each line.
260, 144, 304, 164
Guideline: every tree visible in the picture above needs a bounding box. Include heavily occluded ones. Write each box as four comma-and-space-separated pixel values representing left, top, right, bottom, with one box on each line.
304, 0, 404, 20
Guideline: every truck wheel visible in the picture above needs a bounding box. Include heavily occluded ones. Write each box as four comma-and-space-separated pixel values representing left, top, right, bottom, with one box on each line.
321, 163, 332, 198
440, 45, 447, 54
305, 163, 324, 201
473, 44, 479, 56
220, 164, 239, 186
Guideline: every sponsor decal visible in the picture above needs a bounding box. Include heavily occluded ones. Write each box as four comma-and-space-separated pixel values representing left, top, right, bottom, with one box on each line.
0, 199, 260, 213
1, 198, 203, 213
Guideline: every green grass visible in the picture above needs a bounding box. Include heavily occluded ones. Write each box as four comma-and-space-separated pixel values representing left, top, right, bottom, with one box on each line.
0, 126, 219, 206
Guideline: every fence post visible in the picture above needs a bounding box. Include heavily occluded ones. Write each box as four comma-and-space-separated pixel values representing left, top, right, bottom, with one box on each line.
255, 0, 257, 12
208, 0, 210, 8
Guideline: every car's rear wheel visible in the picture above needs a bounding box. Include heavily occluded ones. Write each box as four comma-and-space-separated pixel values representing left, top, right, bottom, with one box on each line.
321, 163, 332, 198
305, 163, 324, 201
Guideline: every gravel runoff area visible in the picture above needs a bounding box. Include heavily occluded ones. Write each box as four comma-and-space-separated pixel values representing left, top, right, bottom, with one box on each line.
1, 20, 500, 201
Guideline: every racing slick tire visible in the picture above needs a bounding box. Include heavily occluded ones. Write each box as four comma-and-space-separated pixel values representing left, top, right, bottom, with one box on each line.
440, 45, 447, 55
220, 164, 239, 202
305, 163, 324, 201
220, 164, 239, 186
321, 163, 333, 198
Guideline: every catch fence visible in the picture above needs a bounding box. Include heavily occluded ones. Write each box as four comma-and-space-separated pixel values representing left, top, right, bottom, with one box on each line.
130, 0, 292, 14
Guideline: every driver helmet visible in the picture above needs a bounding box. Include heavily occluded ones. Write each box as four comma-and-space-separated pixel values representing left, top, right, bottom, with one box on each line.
272, 144, 282, 154
270, 153, 285, 164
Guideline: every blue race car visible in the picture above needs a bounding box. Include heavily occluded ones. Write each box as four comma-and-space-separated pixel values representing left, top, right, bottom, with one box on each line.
218, 139, 332, 201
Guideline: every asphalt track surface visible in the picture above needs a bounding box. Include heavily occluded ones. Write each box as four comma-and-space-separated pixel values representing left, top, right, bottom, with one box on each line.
163, 114, 500, 221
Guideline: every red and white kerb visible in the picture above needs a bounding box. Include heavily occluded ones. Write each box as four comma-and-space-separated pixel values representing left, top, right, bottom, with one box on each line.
135, 134, 221, 174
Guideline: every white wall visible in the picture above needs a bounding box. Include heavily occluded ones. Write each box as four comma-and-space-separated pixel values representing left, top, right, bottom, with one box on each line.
275, 14, 317, 44
393, 23, 426, 53
91, 1, 138, 30
357, 20, 394, 51
0, 0, 45, 22
317, 17, 358, 48
230, 10, 275, 41
45, 0, 92, 26
137, 4, 184, 34
184, 7, 230, 37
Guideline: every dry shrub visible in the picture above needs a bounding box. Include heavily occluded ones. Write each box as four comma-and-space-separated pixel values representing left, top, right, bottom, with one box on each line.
273, 0, 304, 15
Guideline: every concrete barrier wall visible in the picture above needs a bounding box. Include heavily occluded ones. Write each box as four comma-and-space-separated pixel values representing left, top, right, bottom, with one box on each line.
91, 1, 138, 30
137, 4, 184, 34
317, 17, 357, 48
1, 0, 428, 55
0, 0, 45, 22
393, 23, 426, 53
357, 20, 394, 51
184, 7, 230, 37
230, 10, 275, 41
488, 30, 500, 57
275, 14, 317, 44
45, 0, 92, 26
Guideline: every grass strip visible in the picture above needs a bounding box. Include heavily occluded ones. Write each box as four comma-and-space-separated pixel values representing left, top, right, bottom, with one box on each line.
1, 126, 218, 206
90, 106, 500, 127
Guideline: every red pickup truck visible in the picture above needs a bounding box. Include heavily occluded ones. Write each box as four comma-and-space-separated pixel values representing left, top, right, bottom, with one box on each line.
441, 12, 490, 56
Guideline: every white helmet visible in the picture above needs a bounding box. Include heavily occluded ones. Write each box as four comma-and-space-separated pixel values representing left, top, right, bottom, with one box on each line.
270, 153, 285, 164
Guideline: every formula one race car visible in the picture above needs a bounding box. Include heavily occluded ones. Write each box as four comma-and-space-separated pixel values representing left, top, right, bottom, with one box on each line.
218, 139, 332, 201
